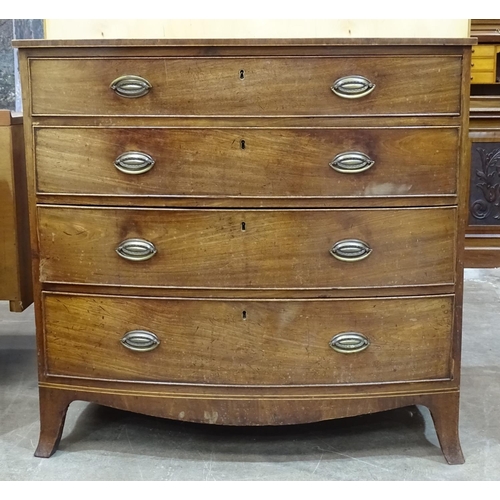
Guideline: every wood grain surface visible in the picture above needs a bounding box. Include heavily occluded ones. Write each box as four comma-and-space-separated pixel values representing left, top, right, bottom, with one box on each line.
34, 127, 459, 198
29, 57, 462, 117
14, 39, 471, 462
0, 117, 32, 311
37, 206, 457, 289
43, 293, 453, 385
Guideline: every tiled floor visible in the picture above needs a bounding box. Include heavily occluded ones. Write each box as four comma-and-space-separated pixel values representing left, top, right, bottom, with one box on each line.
1, 268, 500, 480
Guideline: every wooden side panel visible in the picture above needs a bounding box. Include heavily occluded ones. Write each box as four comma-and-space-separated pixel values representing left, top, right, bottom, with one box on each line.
0, 127, 19, 299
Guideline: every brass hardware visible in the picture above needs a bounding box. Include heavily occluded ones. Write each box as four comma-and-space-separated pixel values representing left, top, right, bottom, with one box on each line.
110, 75, 152, 98
330, 239, 372, 262
329, 152, 375, 174
114, 151, 155, 175
471, 63, 475, 67
121, 330, 160, 352
331, 75, 375, 99
116, 238, 157, 262
329, 332, 370, 354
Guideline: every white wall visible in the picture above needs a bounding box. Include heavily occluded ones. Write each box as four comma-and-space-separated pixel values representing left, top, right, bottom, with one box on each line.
44, 19, 470, 39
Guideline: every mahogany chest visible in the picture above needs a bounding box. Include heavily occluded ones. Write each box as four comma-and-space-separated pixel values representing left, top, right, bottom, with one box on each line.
14, 38, 472, 463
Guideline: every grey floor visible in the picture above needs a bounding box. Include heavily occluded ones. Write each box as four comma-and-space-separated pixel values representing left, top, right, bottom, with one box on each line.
1, 269, 500, 480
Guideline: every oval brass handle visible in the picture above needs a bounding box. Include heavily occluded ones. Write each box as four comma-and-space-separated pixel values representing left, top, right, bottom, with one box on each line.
330, 239, 372, 262
121, 330, 160, 352
331, 75, 376, 99
329, 152, 375, 174
116, 238, 157, 261
329, 332, 370, 354
114, 151, 155, 175
110, 75, 152, 98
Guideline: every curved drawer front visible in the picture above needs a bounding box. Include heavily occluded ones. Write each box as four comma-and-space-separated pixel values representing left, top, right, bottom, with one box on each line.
30, 57, 461, 116
43, 294, 454, 385
38, 207, 456, 289
35, 127, 459, 198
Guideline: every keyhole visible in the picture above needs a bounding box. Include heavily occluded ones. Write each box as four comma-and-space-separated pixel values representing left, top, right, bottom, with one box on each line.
240, 139, 246, 150
241, 221, 246, 231
242, 310, 247, 320
239, 69, 245, 79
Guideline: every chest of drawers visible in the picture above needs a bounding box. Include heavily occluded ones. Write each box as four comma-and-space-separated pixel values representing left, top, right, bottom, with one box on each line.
14, 38, 472, 463
470, 43, 499, 83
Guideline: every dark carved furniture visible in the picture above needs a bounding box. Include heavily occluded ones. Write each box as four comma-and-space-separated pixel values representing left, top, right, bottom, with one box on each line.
465, 20, 500, 267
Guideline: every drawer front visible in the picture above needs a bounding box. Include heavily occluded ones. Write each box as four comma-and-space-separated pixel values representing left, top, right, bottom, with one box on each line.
35, 127, 459, 198
43, 294, 454, 385
471, 57, 495, 71
471, 71, 496, 84
38, 207, 456, 289
30, 57, 462, 116
472, 45, 496, 57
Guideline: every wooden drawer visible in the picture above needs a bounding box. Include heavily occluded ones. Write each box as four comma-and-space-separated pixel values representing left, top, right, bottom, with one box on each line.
37, 206, 456, 289
472, 45, 496, 57
470, 71, 496, 84
35, 127, 459, 198
29, 57, 462, 117
43, 293, 454, 385
471, 57, 495, 71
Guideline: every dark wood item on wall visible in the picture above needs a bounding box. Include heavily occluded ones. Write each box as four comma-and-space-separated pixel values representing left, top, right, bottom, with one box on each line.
13, 38, 473, 463
0, 110, 32, 311
465, 21, 500, 267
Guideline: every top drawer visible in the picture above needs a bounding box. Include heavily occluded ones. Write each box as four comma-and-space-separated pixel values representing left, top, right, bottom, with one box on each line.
471, 45, 496, 57
29, 57, 462, 117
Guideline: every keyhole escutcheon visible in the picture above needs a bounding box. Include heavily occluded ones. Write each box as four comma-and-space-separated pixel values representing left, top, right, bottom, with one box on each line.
239, 69, 245, 79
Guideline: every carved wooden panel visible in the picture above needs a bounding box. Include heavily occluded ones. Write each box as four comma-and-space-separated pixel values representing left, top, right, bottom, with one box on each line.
469, 142, 500, 225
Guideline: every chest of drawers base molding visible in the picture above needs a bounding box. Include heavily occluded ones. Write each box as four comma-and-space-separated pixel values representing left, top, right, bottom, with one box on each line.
14, 38, 472, 464
36, 384, 462, 462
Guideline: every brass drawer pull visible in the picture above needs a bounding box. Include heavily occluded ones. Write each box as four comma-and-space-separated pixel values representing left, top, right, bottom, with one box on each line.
329, 152, 375, 174
329, 332, 370, 354
110, 75, 152, 98
330, 239, 372, 262
114, 151, 155, 175
116, 238, 157, 261
331, 75, 375, 99
121, 330, 160, 352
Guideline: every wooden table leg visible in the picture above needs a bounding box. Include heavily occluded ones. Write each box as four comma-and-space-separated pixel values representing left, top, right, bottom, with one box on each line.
425, 391, 465, 465
35, 387, 72, 458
